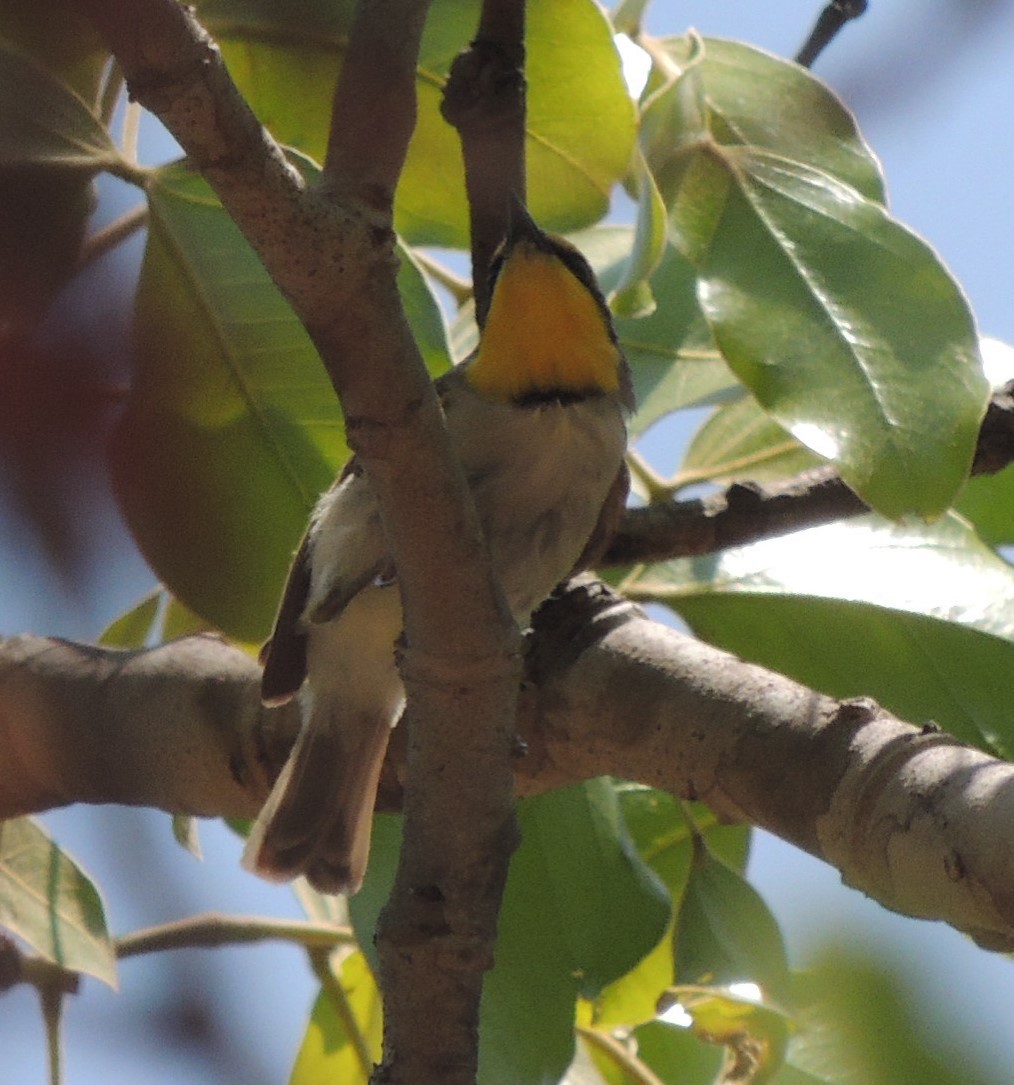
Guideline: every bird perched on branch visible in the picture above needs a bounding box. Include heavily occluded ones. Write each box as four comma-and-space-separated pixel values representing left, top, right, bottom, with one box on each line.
243, 199, 633, 895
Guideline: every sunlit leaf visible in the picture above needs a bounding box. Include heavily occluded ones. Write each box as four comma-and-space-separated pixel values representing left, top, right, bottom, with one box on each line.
476, 783, 671, 1084
172, 815, 202, 860
609, 151, 667, 318
202, 0, 635, 245
289, 951, 382, 1085
100, 590, 162, 648
682, 396, 824, 486
637, 34, 986, 516
591, 790, 750, 1032
645, 36, 885, 203
665, 985, 792, 1085
112, 159, 449, 640
0, 817, 116, 987
956, 469, 1014, 547
675, 835, 790, 1004
633, 513, 1014, 754
687, 149, 985, 517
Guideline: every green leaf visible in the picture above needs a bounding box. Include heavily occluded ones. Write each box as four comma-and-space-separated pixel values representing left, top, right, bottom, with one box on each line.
665, 986, 792, 1085
289, 951, 381, 1085
591, 790, 750, 1032
0, 43, 109, 333
172, 815, 202, 860
782, 948, 997, 1085
633, 513, 1014, 755
619, 788, 750, 892
638, 37, 985, 516
0, 1, 108, 102
571, 228, 737, 436
633, 1019, 723, 1085
100, 590, 162, 648
688, 149, 986, 517
203, 0, 635, 246
956, 468, 1014, 547
0, 40, 117, 169
675, 834, 790, 1004
608, 151, 668, 319
526, 781, 672, 998
478, 783, 672, 1085
112, 160, 449, 640
645, 36, 885, 203
682, 395, 824, 486
0, 817, 117, 987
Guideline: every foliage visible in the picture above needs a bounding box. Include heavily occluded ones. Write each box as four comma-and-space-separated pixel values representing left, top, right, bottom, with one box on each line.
0, 1, 1009, 1083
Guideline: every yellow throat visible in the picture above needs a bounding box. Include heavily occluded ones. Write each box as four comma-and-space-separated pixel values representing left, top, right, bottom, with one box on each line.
468, 238, 623, 403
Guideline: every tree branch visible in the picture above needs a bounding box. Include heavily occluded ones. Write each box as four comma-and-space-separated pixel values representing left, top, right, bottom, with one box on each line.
796, 0, 869, 68
606, 384, 1014, 566
440, 0, 527, 323
80, 4, 526, 1081
5, 580, 1014, 952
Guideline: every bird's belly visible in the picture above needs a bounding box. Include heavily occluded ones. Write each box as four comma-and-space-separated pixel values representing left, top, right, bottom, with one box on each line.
464, 400, 626, 622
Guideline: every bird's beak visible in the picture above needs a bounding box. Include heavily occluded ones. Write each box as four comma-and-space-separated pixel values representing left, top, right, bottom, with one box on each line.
506, 193, 542, 248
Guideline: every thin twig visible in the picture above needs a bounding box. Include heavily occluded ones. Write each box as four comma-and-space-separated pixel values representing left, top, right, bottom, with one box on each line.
606, 385, 1014, 567
796, 0, 869, 68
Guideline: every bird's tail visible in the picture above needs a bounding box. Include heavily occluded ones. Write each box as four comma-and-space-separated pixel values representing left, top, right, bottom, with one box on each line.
242, 692, 393, 895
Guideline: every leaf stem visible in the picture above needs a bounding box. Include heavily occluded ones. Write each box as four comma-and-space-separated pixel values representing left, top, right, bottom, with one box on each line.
115, 912, 354, 958
666, 438, 808, 495
40, 983, 66, 1085
309, 947, 376, 1078
121, 99, 143, 164
576, 1025, 667, 1085
627, 448, 671, 502
98, 59, 125, 126
77, 203, 149, 272
414, 250, 473, 307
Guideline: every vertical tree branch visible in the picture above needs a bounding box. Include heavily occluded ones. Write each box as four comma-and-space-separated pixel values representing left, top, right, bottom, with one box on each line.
323, 0, 430, 208
441, 0, 528, 323
80, 2, 526, 1081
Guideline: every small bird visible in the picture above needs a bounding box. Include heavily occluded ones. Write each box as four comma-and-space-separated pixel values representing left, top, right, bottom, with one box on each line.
243, 199, 633, 894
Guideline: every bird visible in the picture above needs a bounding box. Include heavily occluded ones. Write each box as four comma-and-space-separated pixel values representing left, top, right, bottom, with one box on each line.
242, 198, 634, 895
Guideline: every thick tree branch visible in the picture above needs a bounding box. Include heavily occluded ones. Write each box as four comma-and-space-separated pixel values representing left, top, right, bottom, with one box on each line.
76, 7, 525, 1081
0, 634, 287, 818
607, 385, 1014, 566
4, 580, 1014, 951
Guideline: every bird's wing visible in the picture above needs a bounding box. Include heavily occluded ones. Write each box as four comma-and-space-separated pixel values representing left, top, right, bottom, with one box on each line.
260, 459, 390, 704
569, 459, 630, 576
260, 530, 313, 705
